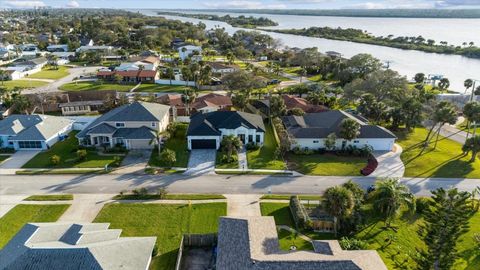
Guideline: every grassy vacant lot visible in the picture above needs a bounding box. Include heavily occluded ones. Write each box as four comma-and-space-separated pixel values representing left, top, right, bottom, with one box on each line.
94, 203, 226, 270
0, 80, 48, 90
112, 194, 226, 200
261, 194, 322, 201
261, 202, 480, 270
287, 153, 365, 176
24, 194, 73, 201
59, 81, 192, 93
397, 127, 480, 178
0, 204, 70, 248
247, 123, 286, 170
278, 229, 314, 251
149, 123, 189, 168
22, 131, 123, 168
29, 66, 70, 80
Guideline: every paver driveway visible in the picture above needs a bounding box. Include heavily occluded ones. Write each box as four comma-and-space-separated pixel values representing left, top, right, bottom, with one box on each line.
184, 149, 216, 175
0, 151, 40, 174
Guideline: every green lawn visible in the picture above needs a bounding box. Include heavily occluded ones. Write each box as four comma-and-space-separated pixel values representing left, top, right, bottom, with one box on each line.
215, 151, 239, 169
0, 80, 48, 90
261, 194, 322, 201
28, 66, 70, 80
287, 153, 366, 176
94, 203, 226, 270
0, 204, 70, 248
247, 123, 286, 170
149, 123, 189, 168
24, 194, 73, 201
112, 194, 226, 200
397, 127, 480, 178
59, 81, 193, 93
0, 155, 9, 164
278, 229, 314, 251
22, 131, 123, 168
260, 202, 295, 227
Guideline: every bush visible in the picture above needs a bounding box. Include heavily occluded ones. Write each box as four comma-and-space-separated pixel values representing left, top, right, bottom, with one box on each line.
0, 148, 15, 153
157, 187, 168, 199
339, 237, 369, 250
220, 151, 238, 163
289, 195, 312, 230
292, 147, 315, 155
415, 197, 432, 214
246, 142, 260, 151
160, 149, 176, 167
132, 187, 148, 196
50, 155, 61, 165
76, 149, 87, 161
112, 156, 122, 167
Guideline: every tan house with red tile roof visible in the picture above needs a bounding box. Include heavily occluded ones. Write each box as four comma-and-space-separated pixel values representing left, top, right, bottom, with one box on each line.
282, 95, 329, 113
158, 93, 232, 116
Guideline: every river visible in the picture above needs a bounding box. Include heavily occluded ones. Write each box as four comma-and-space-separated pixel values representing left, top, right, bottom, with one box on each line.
135, 9, 480, 92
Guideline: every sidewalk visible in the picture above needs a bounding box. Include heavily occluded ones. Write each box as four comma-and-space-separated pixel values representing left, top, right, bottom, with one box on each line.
58, 194, 115, 222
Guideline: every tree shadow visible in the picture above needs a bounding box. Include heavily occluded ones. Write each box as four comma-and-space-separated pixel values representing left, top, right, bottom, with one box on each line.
431, 159, 474, 178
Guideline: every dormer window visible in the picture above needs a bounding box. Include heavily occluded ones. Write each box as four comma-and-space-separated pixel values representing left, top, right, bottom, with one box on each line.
151, 122, 156, 127
115, 122, 125, 127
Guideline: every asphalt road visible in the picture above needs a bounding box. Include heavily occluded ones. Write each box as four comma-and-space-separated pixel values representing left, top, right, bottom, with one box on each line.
1, 173, 479, 196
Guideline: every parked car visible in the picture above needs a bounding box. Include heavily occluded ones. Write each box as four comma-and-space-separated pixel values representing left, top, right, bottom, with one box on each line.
267, 79, 281, 85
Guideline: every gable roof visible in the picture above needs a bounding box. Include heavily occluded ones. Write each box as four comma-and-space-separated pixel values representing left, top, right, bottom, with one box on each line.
77, 102, 169, 138
282, 110, 396, 139
157, 94, 184, 107
192, 93, 232, 110
282, 95, 329, 113
216, 216, 387, 270
0, 223, 156, 270
0, 114, 73, 141
187, 111, 265, 137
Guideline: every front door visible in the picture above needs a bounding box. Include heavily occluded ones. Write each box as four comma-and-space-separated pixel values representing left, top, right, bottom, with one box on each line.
238, 134, 245, 144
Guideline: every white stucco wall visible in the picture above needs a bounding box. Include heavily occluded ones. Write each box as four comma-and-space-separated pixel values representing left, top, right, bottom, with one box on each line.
219, 127, 264, 145
292, 138, 395, 151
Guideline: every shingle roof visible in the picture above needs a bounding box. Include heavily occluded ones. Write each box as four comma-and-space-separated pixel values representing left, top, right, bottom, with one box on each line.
77, 102, 169, 138
0, 223, 156, 270
87, 123, 117, 135
2, 114, 73, 141
216, 216, 387, 270
187, 111, 265, 136
282, 110, 396, 139
113, 126, 156, 140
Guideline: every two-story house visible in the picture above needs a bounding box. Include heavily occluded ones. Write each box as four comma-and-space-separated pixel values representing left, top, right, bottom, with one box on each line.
76, 102, 170, 149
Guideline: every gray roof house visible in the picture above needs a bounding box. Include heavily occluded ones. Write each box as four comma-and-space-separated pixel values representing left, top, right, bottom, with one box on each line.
0, 114, 73, 150
216, 216, 387, 270
187, 111, 265, 150
282, 110, 397, 151
76, 101, 170, 150
0, 223, 156, 270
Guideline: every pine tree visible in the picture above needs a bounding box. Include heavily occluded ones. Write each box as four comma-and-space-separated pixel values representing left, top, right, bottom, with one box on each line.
416, 188, 471, 270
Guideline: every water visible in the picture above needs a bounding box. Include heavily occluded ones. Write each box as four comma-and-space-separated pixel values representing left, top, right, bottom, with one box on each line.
136, 9, 480, 92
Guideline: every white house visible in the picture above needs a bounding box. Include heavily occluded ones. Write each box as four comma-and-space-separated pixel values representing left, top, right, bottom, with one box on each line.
178, 45, 202, 61
46, 44, 69, 52
20, 44, 39, 56
187, 111, 265, 150
76, 101, 170, 150
0, 114, 73, 150
208, 62, 239, 74
76, 45, 113, 53
282, 110, 396, 151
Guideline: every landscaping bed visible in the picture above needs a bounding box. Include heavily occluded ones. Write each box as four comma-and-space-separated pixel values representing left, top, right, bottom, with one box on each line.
23, 194, 73, 201
0, 204, 70, 248
93, 202, 226, 270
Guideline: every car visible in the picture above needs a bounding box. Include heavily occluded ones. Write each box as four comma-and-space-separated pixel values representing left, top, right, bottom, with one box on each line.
267, 79, 281, 85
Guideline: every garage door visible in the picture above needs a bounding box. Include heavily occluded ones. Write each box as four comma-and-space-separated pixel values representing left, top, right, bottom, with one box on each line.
191, 139, 216, 149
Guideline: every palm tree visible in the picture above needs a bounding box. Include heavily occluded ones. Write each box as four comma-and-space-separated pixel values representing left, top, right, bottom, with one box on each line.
0, 70, 6, 85
463, 135, 480, 162
339, 118, 360, 147
438, 78, 450, 91
181, 89, 196, 116
323, 186, 354, 236
370, 178, 414, 227
463, 102, 480, 140
232, 93, 249, 112
306, 90, 326, 105
220, 135, 242, 162
164, 67, 174, 85
464, 79, 473, 94
424, 101, 457, 150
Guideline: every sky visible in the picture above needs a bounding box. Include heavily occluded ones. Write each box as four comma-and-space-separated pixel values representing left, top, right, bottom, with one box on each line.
2, 0, 480, 9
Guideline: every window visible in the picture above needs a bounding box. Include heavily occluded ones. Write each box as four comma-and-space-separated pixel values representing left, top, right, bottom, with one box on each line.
115, 122, 125, 127
256, 135, 261, 143
313, 140, 319, 143
353, 140, 360, 143
151, 122, 156, 127
18, 141, 42, 149
248, 135, 253, 143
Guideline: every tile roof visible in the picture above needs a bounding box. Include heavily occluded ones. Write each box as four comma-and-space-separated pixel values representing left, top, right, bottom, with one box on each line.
187, 111, 265, 137
137, 70, 157, 78
0, 114, 73, 141
282, 95, 329, 113
0, 223, 156, 270
157, 94, 184, 107
282, 110, 396, 139
216, 216, 387, 270
192, 93, 232, 110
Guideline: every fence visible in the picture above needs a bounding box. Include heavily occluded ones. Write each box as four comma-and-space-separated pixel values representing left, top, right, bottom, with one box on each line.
176, 116, 190, 123
174, 233, 217, 270
155, 79, 195, 86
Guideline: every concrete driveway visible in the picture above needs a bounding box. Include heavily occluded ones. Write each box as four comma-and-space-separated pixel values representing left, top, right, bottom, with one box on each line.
185, 150, 216, 175
115, 150, 151, 174
370, 144, 405, 178
0, 151, 39, 174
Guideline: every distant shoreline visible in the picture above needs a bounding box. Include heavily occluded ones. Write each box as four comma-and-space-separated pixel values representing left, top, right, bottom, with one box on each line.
147, 8, 480, 19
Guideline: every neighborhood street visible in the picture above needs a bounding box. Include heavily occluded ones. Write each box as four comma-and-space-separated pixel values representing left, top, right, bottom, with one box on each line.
1, 173, 479, 197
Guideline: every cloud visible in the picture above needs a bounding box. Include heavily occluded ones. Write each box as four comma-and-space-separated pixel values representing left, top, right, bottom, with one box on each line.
435, 0, 480, 7
203, 1, 287, 9
66, 0, 80, 8
3, 0, 46, 8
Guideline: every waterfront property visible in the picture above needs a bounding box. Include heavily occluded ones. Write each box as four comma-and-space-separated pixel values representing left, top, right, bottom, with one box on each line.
77, 101, 170, 150
187, 111, 265, 150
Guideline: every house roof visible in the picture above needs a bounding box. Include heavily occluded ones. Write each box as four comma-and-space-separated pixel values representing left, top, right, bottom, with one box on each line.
0, 223, 156, 270
138, 70, 157, 78
191, 93, 232, 110
207, 61, 239, 70
187, 111, 265, 137
0, 114, 73, 141
282, 95, 329, 113
282, 110, 396, 139
87, 123, 117, 135
216, 216, 387, 270
157, 94, 184, 107
59, 100, 104, 107
77, 102, 169, 138
113, 126, 156, 140
141, 56, 159, 64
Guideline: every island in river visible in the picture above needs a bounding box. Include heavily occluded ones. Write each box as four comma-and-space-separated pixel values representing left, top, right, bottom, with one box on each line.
156, 12, 278, 28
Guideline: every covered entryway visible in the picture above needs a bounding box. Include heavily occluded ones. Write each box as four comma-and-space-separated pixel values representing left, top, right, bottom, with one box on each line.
191, 139, 217, 149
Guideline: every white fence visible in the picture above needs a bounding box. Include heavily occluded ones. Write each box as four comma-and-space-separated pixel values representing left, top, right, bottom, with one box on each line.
66, 116, 99, 130
155, 79, 195, 86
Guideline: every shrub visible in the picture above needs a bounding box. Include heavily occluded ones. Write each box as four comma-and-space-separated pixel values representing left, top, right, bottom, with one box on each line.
157, 187, 168, 199
292, 147, 314, 155
112, 156, 122, 167
0, 148, 15, 154
76, 149, 87, 161
289, 195, 312, 230
339, 237, 369, 250
50, 155, 61, 165
246, 142, 260, 151
132, 187, 148, 196
220, 151, 238, 163
160, 149, 176, 167
415, 197, 432, 214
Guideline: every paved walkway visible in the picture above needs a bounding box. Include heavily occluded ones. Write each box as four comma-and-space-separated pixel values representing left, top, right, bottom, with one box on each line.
58, 194, 114, 222
238, 147, 248, 170
0, 195, 28, 218
185, 149, 216, 175
370, 144, 405, 178
225, 194, 261, 216
0, 151, 39, 174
